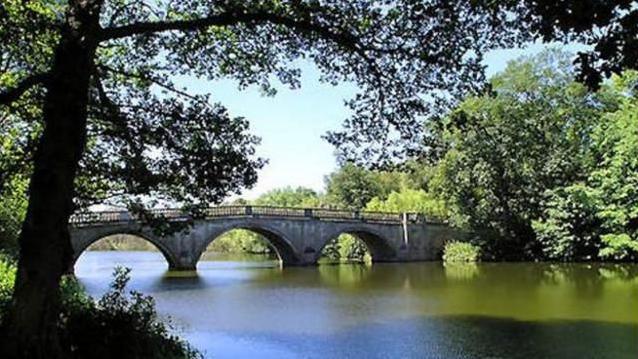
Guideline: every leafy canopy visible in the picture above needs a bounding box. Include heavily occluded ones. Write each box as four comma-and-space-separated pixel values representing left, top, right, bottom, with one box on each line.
1, 0, 521, 218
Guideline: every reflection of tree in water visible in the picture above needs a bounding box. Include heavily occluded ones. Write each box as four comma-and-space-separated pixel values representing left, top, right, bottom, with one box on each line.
598, 264, 638, 282
318, 264, 372, 287
540, 263, 638, 298
443, 263, 479, 281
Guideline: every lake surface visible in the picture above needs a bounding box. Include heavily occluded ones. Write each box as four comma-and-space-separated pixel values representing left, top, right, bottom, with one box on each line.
76, 251, 638, 358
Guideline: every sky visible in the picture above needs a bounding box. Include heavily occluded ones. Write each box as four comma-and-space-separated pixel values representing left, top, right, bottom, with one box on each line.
180, 43, 583, 200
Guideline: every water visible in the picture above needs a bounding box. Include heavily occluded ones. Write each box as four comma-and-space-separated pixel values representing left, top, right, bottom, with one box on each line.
76, 251, 638, 358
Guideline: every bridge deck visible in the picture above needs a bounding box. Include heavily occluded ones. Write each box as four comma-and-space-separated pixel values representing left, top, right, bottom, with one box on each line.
70, 205, 445, 227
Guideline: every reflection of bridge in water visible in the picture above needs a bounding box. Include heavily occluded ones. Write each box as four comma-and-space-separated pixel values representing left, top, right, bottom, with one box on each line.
69, 206, 462, 272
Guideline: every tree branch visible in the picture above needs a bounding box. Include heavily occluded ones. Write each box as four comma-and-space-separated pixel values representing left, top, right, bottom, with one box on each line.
0, 73, 48, 106
99, 10, 360, 52
99, 8, 387, 107
98, 64, 211, 108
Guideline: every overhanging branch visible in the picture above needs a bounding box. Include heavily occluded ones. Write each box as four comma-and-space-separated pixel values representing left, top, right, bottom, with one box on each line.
98, 64, 211, 108
99, 10, 360, 52
99, 9, 386, 91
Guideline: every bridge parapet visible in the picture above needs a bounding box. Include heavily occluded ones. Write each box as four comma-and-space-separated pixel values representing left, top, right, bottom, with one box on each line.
67, 206, 461, 273
69, 205, 447, 227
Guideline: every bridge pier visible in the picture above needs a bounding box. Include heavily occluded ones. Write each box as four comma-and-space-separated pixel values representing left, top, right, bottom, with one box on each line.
169, 263, 197, 271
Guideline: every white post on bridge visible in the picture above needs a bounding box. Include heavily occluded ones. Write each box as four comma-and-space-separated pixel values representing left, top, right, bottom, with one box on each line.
402, 212, 409, 247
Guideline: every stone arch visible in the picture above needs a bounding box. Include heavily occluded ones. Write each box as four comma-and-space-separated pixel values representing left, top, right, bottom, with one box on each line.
316, 226, 397, 263
194, 222, 302, 266
69, 229, 179, 272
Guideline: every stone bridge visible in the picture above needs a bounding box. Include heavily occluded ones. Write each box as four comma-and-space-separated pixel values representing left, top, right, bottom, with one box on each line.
69, 206, 463, 272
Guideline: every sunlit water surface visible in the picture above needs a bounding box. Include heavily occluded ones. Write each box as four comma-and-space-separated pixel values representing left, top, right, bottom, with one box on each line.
76, 251, 638, 358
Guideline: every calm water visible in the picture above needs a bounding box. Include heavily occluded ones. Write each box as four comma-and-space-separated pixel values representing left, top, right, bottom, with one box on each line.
76, 251, 638, 359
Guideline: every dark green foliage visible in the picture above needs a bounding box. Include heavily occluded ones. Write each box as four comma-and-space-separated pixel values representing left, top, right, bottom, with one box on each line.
325, 163, 383, 210
532, 72, 638, 261
325, 163, 400, 210
253, 187, 322, 207
0, 176, 27, 257
60, 268, 200, 359
420, 50, 638, 262
0, 255, 16, 321
0, 260, 200, 359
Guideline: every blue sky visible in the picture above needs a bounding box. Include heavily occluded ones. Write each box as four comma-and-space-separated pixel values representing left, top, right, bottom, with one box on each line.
181, 43, 582, 199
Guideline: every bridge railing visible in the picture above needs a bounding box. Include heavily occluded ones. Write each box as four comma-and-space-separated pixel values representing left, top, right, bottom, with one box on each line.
69, 205, 446, 227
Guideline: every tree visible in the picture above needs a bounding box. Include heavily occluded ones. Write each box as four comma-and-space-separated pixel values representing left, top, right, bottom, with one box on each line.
426, 50, 604, 259
589, 75, 638, 260
1, 2, 518, 355
324, 163, 409, 210
366, 188, 448, 219
325, 163, 383, 210
253, 186, 322, 207
532, 184, 602, 261
532, 71, 638, 261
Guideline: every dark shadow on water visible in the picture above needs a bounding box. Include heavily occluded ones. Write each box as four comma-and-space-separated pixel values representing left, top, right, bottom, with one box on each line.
150, 271, 206, 291
214, 315, 637, 359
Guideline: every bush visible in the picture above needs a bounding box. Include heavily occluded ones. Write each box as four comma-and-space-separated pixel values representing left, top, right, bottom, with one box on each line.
599, 234, 638, 261
0, 261, 200, 359
60, 267, 201, 359
443, 241, 480, 263
0, 176, 28, 258
0, 255, 16, 321
532, 185, 601, 261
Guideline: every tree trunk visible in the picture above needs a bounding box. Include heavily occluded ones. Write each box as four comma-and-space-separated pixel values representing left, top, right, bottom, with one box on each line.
2, 1, 103, 357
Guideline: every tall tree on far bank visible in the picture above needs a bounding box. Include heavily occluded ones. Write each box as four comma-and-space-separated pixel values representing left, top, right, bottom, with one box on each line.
325, 163, 384, 210
427, 50, 604, 259
0, 1, 518, 356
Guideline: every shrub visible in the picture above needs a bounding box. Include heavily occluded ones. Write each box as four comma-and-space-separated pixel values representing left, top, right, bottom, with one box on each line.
443, 241, 480, 263
61, 267, 201, 359
599, 234, 638, 261
0, 255, 16, 321
0, 176, 28, 258
532, 185, 601, 261
0, 262, 200, 359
